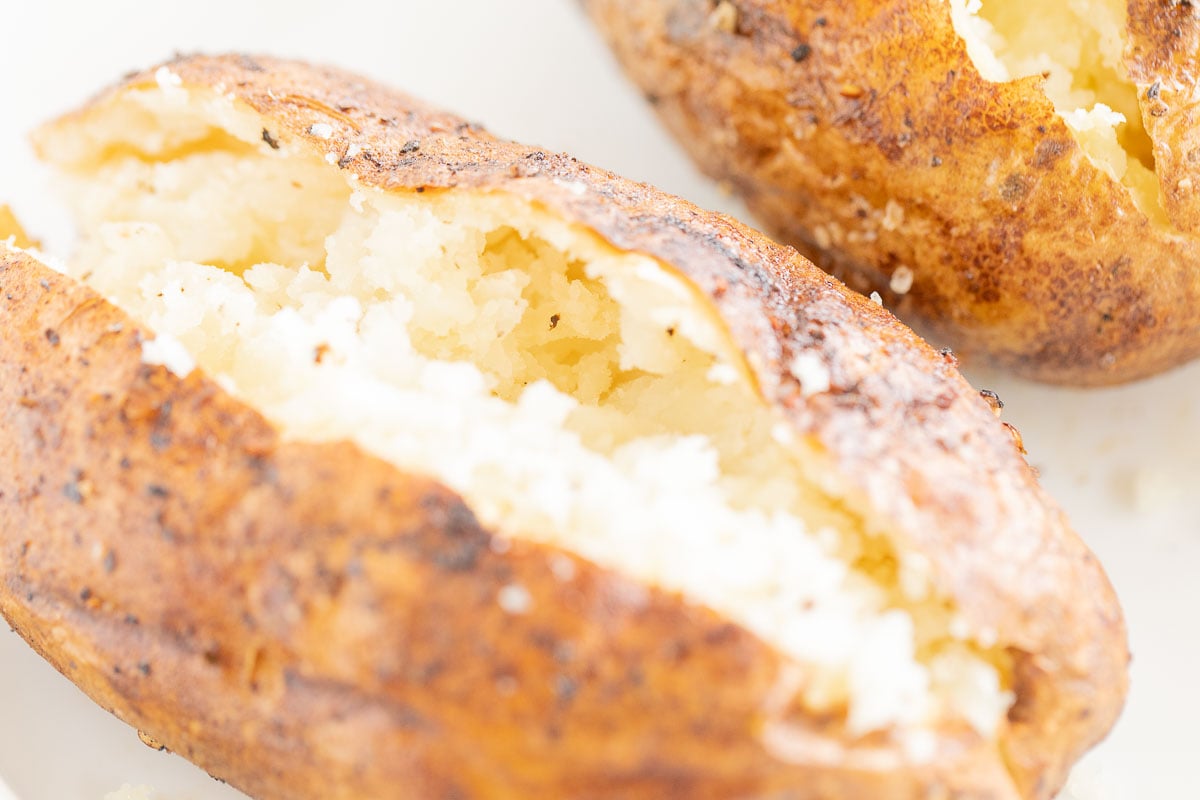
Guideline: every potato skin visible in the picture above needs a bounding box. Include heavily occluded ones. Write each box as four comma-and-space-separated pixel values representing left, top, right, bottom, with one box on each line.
5, 55, 1127, 799
583, 0, 1200, 385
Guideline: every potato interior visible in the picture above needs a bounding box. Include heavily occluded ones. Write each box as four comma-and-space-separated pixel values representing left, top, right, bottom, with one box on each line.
46, 83, 1009, 739
950, 0, 1165, 222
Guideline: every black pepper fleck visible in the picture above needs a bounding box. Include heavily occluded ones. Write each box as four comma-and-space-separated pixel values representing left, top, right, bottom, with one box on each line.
79, 587, 93, 602
147, 483, 170, 498
1147, 81, 1161, 100
44, 329, 60, 346
62, 482, 84, 504
931, 155, 943, 167
138, 662, 152, 676
791, 43, 812, 62
401, 139, 421, 154
261, 128, 280, 149
549, 314, 561, 330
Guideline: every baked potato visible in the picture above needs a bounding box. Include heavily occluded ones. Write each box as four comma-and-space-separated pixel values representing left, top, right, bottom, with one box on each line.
1, 54, 1125, 799
583, 0, 1200, 385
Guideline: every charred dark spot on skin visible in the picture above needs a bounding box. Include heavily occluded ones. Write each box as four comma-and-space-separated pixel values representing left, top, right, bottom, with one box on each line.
1033, 139, 1072, 169
437, 505, 489, 571
999, 173, 1029, 204
203, 644, 222, 666
554, 674, 579, 703
549, 314, 561, 330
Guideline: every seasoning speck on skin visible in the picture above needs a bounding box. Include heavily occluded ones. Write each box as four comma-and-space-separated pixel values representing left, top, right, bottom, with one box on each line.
497, 583, 533, 615
791, 43, 812, 62
980, 389, 1004, 416
401, 139, 421, 154
307, 122, 334, 140
261, 128, 280, 150
44, 328, 60, 346
63, 482, 84, 504
549, 314, 561, 330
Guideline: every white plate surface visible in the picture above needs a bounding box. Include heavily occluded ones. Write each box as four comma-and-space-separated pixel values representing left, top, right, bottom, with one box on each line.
1, 2, 1196, 797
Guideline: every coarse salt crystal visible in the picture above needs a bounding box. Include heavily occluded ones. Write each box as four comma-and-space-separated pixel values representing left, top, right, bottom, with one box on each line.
889, 265, 914, 295
154, 67, 182, 89
881, 200, 905, 231
308, 122, 334, 140
498, 583, 533, 615
788, 352, 832, 396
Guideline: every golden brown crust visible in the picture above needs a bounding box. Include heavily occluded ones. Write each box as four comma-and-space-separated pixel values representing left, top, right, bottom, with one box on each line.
3, 54, 1128, 799
583, 0, 1200, 385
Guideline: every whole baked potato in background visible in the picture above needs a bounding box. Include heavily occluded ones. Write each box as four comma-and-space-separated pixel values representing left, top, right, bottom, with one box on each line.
583, 0, 1200, 385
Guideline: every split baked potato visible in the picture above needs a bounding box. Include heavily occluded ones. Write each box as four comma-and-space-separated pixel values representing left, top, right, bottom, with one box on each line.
584, 0, 1200, 385
0, 55, 1125, 799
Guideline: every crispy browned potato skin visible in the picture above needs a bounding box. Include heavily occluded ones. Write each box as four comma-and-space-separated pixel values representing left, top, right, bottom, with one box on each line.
583, 0, 1200, 385
3, 55, 1126, 799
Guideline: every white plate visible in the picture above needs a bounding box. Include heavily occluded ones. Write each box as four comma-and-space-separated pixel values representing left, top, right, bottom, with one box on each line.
1, 1, 1197, 797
